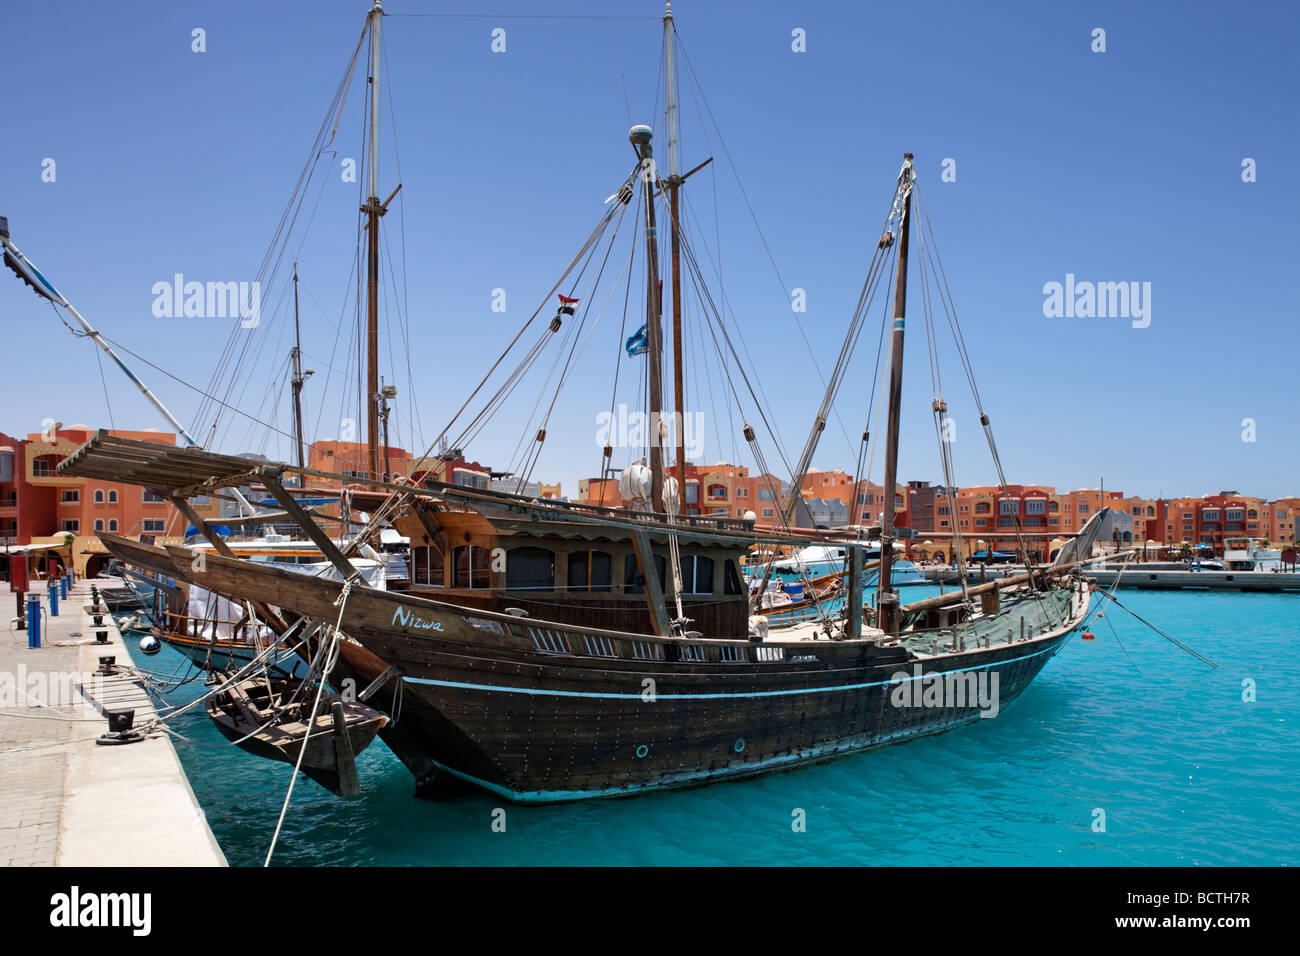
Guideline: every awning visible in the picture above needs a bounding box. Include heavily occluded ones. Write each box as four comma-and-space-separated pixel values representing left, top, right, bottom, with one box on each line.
57, 430, 270, 495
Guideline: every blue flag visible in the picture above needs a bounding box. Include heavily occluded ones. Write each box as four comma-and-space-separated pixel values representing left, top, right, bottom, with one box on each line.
625, 325, 649, 357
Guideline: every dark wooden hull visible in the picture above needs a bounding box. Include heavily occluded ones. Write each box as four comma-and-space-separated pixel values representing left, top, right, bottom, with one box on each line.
349, 628, 1067, 801
173, 545, 1086, 802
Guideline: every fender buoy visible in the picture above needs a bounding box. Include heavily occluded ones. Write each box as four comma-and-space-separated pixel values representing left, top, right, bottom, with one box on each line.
1081, 631, 1095, 641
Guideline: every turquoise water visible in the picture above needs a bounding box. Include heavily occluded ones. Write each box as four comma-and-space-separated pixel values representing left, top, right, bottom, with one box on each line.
124, 588, 1299, 866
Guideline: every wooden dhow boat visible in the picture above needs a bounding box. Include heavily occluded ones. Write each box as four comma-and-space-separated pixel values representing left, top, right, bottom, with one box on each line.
52, 4, 1112, 802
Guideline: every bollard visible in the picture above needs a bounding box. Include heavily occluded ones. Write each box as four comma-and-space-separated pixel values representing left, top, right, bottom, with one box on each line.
92, 614, 104, 627
15, 591, 25, 632
94, 630, 109, 645
26, 594, 41, 648
60, 576, 68, 600
48, 580, 59, 617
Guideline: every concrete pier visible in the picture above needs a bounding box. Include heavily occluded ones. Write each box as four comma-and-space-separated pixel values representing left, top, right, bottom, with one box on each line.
1087, 568, 1300, 592
0, 579, 225, 866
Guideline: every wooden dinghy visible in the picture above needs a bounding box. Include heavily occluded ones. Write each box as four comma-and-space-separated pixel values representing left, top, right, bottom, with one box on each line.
206, 679, 388, 797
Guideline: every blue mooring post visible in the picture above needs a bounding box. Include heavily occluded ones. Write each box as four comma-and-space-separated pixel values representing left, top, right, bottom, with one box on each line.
60, 575, 68, 601
48, 579, 58, 617
26, 593, 40, 648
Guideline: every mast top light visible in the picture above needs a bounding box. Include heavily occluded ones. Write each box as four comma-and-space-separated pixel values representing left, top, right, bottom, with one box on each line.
629, 124, 653, 146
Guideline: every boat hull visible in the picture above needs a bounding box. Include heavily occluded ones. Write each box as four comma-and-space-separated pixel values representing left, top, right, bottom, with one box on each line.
172, 545, 1086, 802
353, 627, 1070, 802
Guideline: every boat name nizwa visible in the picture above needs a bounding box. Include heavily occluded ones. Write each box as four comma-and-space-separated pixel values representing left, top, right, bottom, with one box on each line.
392, 606, 444, 632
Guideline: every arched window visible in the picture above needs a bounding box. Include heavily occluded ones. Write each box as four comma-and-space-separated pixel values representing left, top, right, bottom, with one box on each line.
107, 489, 118, 503
707, 484, 727, 499
567, 550, 612, 592
412, 545, 445, 586
724, 560, 744, 595
505, 547, 554, 591
108, 519, 119, 532
93, 489, 105, 503
94, 519, 105, 532
681, 555, 715, 594
623, 553, 666, 594
452, 545, 491, 589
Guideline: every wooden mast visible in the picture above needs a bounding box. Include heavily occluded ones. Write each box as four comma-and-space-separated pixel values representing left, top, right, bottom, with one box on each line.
876, 153, 915, 637
290, 263, 310, 472
363, 0, 384, 479
631, 124, 666, 514
664, 2, 687, 499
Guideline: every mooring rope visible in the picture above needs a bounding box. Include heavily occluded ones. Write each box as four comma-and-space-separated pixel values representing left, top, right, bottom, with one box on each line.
264, 576, 356, 867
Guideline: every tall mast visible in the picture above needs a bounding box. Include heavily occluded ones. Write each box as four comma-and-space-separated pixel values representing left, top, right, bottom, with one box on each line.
631, 124, 666, 513
363, 0, 384, 478
664, 2, 687, 496
290, 263, 310, 472
876, 153, 915, 636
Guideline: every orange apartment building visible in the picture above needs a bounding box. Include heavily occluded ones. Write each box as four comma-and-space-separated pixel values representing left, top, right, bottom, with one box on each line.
308, 439, 415, 487
1, 425, 186, 578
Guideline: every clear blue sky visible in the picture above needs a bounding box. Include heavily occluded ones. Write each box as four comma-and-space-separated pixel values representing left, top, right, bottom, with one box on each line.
3, 0, 1297, 499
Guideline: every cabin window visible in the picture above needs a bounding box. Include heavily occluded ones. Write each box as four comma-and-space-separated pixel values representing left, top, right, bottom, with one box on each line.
412, 545, 445, 586
567, 550, 612, 592
724, 560, 744, 595
623, 553, 666, 594
680, 555, 715, 595
452, 545, 492, 589
506, 547, 554, 591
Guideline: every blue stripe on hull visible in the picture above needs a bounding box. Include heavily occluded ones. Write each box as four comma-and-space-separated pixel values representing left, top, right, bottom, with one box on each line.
402, 635, 1070, 802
